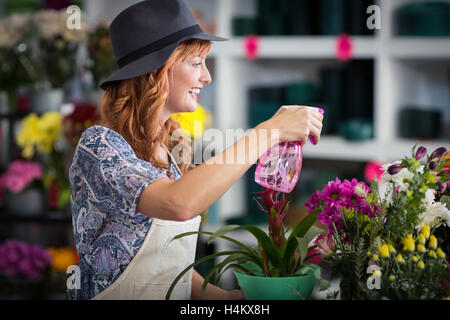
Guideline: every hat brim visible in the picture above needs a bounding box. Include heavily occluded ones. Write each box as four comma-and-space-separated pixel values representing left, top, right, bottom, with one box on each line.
99, 32, 228, 90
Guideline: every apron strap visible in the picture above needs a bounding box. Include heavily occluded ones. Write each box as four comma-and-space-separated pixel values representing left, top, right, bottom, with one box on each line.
162, 143, 183, 176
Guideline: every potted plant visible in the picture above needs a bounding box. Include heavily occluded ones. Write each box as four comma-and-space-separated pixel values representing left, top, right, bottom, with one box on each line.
30, 9, 86, 113
0, 160, 44, 216
166, 187, 329, 300
306, 144, 450, 299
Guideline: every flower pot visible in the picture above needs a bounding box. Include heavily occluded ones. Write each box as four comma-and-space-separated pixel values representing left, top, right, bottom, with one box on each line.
6, 188, 45, 216
30, 88, 64, 114
233, 263, 319, 300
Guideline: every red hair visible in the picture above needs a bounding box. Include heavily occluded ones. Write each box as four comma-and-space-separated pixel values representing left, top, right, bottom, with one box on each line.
98, 39, 212, 178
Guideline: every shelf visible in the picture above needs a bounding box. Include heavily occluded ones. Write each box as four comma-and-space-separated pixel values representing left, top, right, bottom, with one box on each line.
210, 36, 378, 59
389, 38, 450, 59
0, 210, 72, 224
303, 136, 450, 162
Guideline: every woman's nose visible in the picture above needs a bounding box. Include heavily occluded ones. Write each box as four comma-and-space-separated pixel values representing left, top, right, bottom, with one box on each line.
200, 65, 212, 85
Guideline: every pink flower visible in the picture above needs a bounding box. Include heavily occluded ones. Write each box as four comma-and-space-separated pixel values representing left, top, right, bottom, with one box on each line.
312, 233, 335, 256
365, 160, 384, 183
0, 160, 42, 193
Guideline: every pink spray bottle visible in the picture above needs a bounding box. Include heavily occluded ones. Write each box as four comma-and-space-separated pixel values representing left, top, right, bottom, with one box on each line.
254, 106, 324, 193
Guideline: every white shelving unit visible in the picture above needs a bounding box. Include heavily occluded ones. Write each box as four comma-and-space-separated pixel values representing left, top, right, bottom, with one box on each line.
182, 0, 450, 223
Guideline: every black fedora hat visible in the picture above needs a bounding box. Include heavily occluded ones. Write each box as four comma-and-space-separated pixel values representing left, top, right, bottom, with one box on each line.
100, 0, 228, 90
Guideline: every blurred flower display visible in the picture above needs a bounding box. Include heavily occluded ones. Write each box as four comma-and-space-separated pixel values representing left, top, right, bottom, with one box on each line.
0, 13, 36, 108
33, 9, 87, 88
0, 160, 43, 194
16, 111, 70, 210
86, 23, 116, 88
171, 103, 212, 138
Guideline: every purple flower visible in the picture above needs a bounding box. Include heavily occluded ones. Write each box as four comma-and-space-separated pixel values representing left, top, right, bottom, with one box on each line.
415, 146, 427, 160
388, 164, 403, 175
304, 190, 322, 213
430, 147, 447, 160
322, 178, 346, 206
429, 161, 438, 170
341, 188, 363, 210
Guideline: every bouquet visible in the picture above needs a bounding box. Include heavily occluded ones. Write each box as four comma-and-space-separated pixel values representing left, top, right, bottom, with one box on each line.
305, 144, 450, 300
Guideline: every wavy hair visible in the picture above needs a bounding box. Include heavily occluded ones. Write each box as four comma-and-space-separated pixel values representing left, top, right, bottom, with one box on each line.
97, 39, 212, 179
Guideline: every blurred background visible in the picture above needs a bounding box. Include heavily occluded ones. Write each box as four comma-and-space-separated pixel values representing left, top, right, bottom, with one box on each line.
0, 0, 449, 298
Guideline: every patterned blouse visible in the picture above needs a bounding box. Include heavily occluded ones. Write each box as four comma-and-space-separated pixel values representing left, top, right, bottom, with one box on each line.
67, 125, 180, 299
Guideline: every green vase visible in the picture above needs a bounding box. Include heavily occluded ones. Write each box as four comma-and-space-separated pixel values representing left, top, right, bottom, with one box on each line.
233, 263, 319, 300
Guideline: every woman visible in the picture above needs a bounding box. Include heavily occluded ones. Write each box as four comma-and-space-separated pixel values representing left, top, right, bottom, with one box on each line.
68, 0, 323, 300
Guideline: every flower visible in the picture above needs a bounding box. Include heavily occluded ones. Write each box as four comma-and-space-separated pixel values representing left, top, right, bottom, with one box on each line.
389, 274, 396, 281
364, 160, 384, 183
0, 160, 42, 193
421, 225, 431, 239
0, 13, 32, 49
47, 247, 79, 273
312, 233, 335, 256
396, 254, 406, 264
372, 254, 379, 262
418, 234, 426, 245
412, 254, 419, 262
16, 112, 63, 158
417, 202, 450, 230
403, 234, 415, 252
388, 244, 396, 254
0, 239, 51, 279
428, 235, 438, 250
417, 260, 425, 269
417, 243, 427, 253
388, 164, 404, 175
436, 248, 446, 259
415, 146, 427, 160
171, 104, 212, 138
428, 250, 438, 259
430, 147, 448, 161
379, 244, 390, 258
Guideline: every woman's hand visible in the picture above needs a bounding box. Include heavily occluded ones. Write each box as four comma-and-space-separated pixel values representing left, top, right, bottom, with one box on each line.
223, 289, 245, 300
261, 105, 324, 147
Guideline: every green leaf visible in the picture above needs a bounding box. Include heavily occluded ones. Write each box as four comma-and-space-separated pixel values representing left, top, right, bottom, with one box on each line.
207, 224, 241, 244
296, 236, 309, 266
240, 225, 282, 268
319, 279, 330, 291
279, 210, 320, 272
165, 250, 245, 300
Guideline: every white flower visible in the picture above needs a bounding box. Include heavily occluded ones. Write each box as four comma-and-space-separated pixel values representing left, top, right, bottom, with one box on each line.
378, 181, 393, 205
416, 165, 425, 174
0, 13, 31, 48
417, 201, 450, 230
423, 188, 436, 207
390, 168, 414, 193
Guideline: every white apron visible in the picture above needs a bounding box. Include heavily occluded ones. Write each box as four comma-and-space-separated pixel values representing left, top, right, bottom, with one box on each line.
92, 144, 201, 300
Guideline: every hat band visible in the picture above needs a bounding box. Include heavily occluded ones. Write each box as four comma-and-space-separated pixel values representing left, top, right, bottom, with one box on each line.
117, 24, 203, 68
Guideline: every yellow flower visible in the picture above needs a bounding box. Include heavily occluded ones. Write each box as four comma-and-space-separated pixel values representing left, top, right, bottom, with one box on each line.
171, 104, 212, 138
436, 248, 446, 259
396, 254, 406, 264
444, 297, 450, 300
417, 243, 426, 253
420, 225, 430, 239
48, 247, 79, 273
15, 112, 62, 158
418, 234, 426, 245
389, 274, 395, 281
412, 254, 419, 262
378, 244, 390, 258
388, 244, 396, 254
428, 250, 437, 259
403, 234, 415, 252
372, 254, 379, 262
417, 260, 425, 269
428, 235, 437, 250
372, 269, 381, 277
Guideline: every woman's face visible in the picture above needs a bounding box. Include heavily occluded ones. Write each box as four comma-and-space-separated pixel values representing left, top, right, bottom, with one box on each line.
164, 53, 211, 119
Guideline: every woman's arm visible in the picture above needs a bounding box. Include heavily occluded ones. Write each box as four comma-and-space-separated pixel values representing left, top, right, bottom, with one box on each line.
191, 269, 244, 300
137, 106, 323, 221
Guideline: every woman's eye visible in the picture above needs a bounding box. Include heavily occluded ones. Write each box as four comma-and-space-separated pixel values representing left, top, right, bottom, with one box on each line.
193, 63, 201, 67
